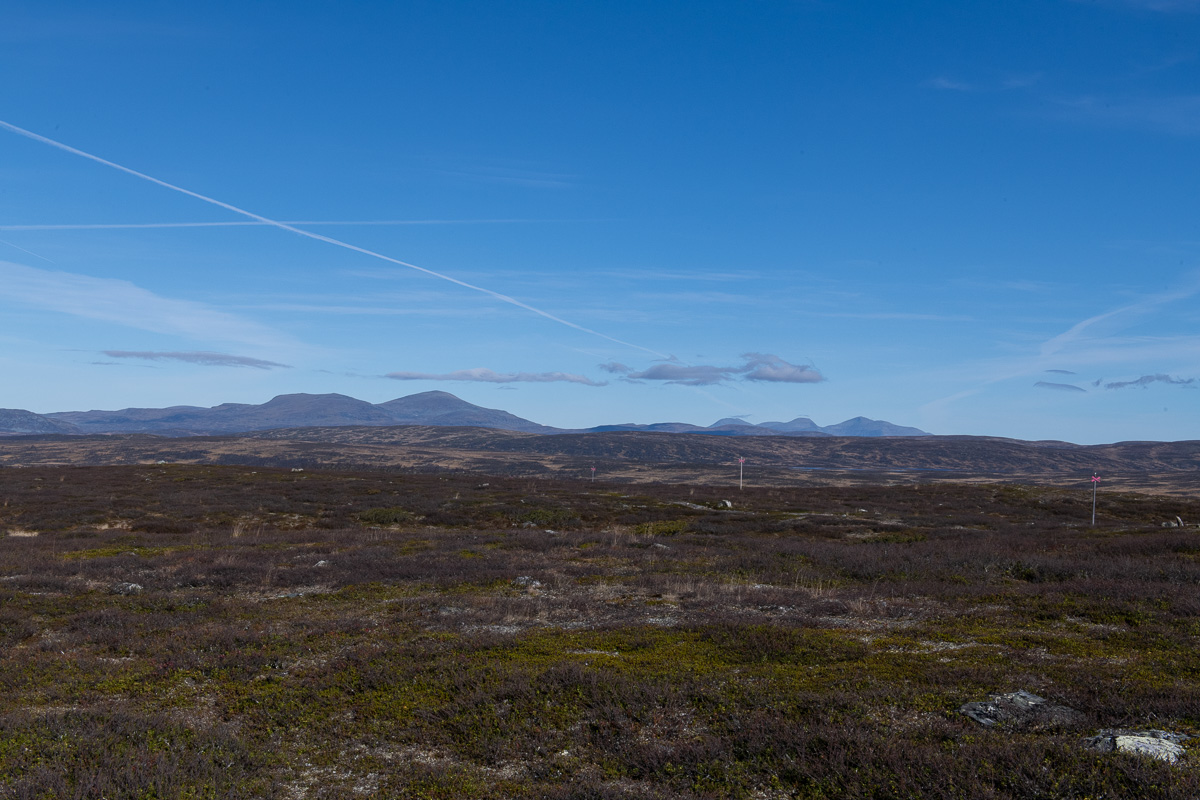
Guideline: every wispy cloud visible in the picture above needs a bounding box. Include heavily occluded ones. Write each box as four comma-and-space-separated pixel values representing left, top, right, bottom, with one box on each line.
1054, 94, 1200, 135
0, 238, 54, 262
101, 351, 291, 369
924, 74, 1042, 93
598, 269, 759, 283
0, 260, 292, 348
1103, 373, 1196, 389
1072, 0, 1200, 12
623, 363, 732, 386
924, 277, 1200, 415
243, 302, 499, 318
1001, 73, 1044, 89
611, 354, 825, 386
817, 311, 972, 322
1034, 381, 1088, 392
1045, 369, 1077, 374
0, 219, 538, 231
0, 120, 665, 359
740, 353, 825, 384
1040, 278, 1200, 358
386, 368, 605, 386
436, 163, 576, 189
926, 77, 973, 91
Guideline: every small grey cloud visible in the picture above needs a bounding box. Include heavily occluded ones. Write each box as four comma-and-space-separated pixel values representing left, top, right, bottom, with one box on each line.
626, 363, 734, 386
1045, 369, 1077, 375
926, 77, 973, 91
90, 360, 156, 368
623, 354, 825, 386
1001, 73, 1043, 89
1034, 381, 1088, 392
599, 362, 632, 374
386, 368, 605, 386
1103, 374, 1196, 389
101, 350, 291, 369
740, 353, 825, 384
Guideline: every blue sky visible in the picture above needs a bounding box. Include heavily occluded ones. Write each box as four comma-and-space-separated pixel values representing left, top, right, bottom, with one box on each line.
2, 0, 1198, 443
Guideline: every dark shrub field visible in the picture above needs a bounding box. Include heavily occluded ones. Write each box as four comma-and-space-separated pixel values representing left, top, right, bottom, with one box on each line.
1, 465, 1198, 798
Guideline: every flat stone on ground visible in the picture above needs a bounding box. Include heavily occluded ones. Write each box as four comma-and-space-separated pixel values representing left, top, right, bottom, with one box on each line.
958, 690, 1085, 731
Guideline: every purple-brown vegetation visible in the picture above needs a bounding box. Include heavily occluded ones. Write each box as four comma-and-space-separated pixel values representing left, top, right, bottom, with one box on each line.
0, 465, 1197, 797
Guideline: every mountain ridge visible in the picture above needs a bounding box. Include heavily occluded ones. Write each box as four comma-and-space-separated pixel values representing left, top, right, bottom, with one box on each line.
5, 391, 928, 439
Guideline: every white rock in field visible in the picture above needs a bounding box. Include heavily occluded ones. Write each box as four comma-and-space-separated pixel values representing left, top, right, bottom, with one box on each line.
1083, 730, 1190, 764
111, 582, 143, 595
314, 560, 329, 567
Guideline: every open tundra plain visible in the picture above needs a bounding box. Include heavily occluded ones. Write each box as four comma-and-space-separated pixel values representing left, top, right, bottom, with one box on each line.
1, 459, 1199, 798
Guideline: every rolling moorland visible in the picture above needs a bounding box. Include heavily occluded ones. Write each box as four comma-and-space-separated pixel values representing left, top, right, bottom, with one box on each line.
1, 405, 1199, 797
0, 423, 1197, 496
0, 453, 1198, 798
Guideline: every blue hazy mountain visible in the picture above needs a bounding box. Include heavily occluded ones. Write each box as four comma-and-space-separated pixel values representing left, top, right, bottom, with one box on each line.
16, 392, 927, 438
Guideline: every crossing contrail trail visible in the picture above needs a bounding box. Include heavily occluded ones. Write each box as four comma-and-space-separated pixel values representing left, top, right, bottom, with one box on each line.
0, 237, 55, 263
0, 219, 538, 231
0, 119, 666, 358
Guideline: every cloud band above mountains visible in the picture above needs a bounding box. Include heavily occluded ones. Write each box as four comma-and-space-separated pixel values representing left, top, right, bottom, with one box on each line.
608, 353, 825, 386
102, 351, 291, 369
386, 368, 605, 386
1034, 374, 1195, 393
1034, 381, 1087, 392
1104, 374, 1195, 389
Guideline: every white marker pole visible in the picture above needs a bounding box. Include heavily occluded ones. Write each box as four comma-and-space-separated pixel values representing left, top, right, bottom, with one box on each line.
738, 457, 746, 490
591, 466, 596, 483
1091, 474, 1100, 526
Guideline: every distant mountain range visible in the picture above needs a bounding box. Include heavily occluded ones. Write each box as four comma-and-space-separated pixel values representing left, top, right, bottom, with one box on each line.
0, 408, 83, 436
0, 391, 928, 439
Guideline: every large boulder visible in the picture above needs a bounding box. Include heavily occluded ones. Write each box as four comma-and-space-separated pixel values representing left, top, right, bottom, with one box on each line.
958, 690, 1085, 731
1083, 730, 1190, 764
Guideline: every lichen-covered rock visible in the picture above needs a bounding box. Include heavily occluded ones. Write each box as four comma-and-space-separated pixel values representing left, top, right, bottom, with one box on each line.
111, 582, 143, 595
958, 690, 1085, 731
1083, 730, 1190, 763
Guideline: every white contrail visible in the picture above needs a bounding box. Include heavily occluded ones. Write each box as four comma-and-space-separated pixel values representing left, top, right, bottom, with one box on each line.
0, 120, 666, 359
0, 219, 536, 231
0, 237, 55, 263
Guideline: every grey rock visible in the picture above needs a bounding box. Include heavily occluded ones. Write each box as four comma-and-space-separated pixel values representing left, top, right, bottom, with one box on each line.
958, 690, 1085, 731
1083, 730, 1190, 763
314, 560, 329, 567
111, 582, 143, 595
